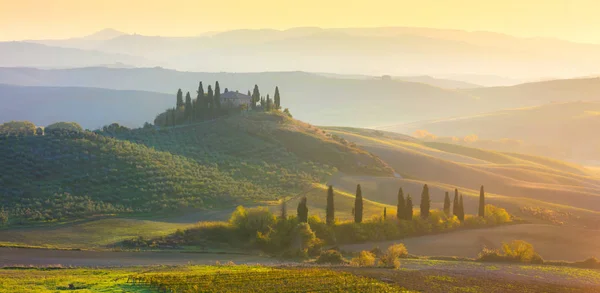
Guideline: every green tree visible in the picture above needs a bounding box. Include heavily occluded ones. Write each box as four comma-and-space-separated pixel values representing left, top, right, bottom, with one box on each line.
354, 184, 363, 223
443, 191, 451, 216
207, 85, 214, 111
479, 185, 485, 218
420, 184, 430, 219
453, 189, 459, 217
214, 81, 221, 110
196, 81, 205, 118
405, 194, 413, 221
326, 185, 335, 225
266, 94, 273, 111
396, 187, 405, 220
274, 86, 281, 110
297, 196, 308, 223
252, 85, 260, 110
184, 91, 192, 119
176, 89, 184, 108
383, 207, 387, 220
458, 195, 465, 221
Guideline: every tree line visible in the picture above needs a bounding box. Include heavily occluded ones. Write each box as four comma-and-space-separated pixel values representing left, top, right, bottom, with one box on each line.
158, 82, 283, 127
294, 184, 487, 224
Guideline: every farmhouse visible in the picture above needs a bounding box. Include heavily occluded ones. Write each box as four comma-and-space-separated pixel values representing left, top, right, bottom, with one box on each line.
221, 91, 252, 108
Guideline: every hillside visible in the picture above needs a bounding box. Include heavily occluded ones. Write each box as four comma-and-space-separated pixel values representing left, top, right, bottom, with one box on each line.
0, 112, 392, 223
323, 127, 600, 229
0, 42, 153, 68
0, 68, 484, 127
383, 101, 600, 164
0, 84, 173, 128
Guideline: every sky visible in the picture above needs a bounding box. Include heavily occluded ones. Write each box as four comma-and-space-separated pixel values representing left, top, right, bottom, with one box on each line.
1, 0, 599, 43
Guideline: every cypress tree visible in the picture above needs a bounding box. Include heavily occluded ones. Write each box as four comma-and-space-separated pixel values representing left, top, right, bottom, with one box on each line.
458, 195, 465, 221
251, 85, 260, 109
196, 82, 205, 118
170, 108, 177, 126
280, 199, 287, 219
420, 184, 430, 219
405, 194, 413, 221
266, 94, 272, 111
479, 185, 485, 218
214, 81, 221, 110
383, 207, 387, 220
176, 89, 184, 108
452, 189, 459, 217
297, 196, 308, 223
207, 85, 214, 111
326, 185, 335, 225
397, 187, 405, 220
354, 184, 363, 223
185, 92, 192, 119
274, 86, 281, 109
443, 191, 451, 216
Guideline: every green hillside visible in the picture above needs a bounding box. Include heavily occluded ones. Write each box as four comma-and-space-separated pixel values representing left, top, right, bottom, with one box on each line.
0, 112, 392, 224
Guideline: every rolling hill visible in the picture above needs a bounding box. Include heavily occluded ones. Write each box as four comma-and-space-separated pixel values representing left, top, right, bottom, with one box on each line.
0, 111, 391, 223
0, 42, 153, 68
0, 84, 173, 129
322, 127, 600, 230
0, 68, 485, 127
383, 101, 600, 164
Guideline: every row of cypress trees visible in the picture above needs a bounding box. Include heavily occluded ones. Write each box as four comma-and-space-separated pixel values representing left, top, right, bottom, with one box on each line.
293, 184, 486, 225
164, 83, 282, 126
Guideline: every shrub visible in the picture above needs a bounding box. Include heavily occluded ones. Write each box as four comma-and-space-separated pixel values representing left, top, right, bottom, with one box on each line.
316, 250, 347, 264
477, 240, 543, 264
229, 206, 276, 238
485, 205, 511, 225
46, 122, 83, 133
502, 240, 543, 264
351, 251, 376, 267
379, 243, 407, 269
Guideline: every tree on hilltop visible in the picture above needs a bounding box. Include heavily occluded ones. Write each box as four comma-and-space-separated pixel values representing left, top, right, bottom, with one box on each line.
176, 89, 184, 108
274, 86, 281, 110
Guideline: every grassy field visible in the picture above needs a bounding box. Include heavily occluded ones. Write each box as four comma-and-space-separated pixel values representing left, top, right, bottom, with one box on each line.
0, 266, 408, 293
2, 263, 599, 293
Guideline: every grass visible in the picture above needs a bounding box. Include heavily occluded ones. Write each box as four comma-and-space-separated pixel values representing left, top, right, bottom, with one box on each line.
0, 217, 196, 249
0, 265, 410, 293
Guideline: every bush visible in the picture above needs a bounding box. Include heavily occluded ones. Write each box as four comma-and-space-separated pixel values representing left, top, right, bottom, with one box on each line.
477, 240, 543, 264
46, 122, 83, 133
485, 205, 511, 225
379, 243, 407, 269
316, 250, 347, 264
229, 206, 276, 238
351, 251, 376, 267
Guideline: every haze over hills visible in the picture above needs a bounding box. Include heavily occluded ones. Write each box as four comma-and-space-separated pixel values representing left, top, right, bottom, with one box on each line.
0, 42, 154, 69
383, 101, 600, 165
0, 67, 485, 128
9, 27, 600, 79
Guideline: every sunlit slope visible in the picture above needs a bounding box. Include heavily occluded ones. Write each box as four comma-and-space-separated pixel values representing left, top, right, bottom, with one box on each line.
384, 101, 600, 163
324, 127, 600, 219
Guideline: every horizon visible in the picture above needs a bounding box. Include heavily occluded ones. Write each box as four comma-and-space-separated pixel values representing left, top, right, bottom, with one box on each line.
2, 0, 600, 44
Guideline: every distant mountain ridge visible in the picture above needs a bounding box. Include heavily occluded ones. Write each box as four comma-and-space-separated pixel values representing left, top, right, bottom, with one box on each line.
10, 26, 600, 79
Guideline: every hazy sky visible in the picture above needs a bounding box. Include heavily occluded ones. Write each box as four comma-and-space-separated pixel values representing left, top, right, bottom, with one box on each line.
1, 0, 599, 43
